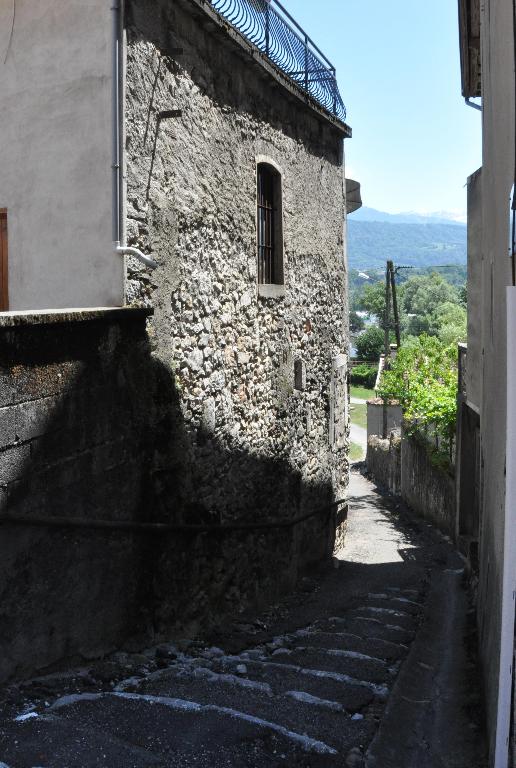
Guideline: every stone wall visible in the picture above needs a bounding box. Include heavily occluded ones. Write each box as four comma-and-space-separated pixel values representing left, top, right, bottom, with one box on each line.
122, 0, 349, 631
400, 436, 455, 537
367, 431, 455, 538
366, 434, 401, 495
0, 310, 154, 683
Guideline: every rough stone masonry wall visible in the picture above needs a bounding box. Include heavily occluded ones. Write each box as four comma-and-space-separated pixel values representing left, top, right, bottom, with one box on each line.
124, 0, 349, 632
0, 311, 156, 684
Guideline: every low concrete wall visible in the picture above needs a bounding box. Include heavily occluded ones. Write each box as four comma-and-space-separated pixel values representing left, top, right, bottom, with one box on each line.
367, 430, 455, 538
367, 401, 403, 440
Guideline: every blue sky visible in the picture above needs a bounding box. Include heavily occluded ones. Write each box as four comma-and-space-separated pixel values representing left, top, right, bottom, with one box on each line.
289, 0, 482, 217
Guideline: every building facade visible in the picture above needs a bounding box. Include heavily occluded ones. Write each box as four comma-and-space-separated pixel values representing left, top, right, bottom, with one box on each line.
458, 1, 516, 764
0, 0, 353, 681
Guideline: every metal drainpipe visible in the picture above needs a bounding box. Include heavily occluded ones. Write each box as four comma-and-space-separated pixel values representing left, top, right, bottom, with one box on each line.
465, 97, 482, 112
111, 1, 157, 270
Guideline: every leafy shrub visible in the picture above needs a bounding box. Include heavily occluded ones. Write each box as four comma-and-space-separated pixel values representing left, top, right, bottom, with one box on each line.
350, 363, 377, 389
354, 325, 385, 361
378, 334, 458, 452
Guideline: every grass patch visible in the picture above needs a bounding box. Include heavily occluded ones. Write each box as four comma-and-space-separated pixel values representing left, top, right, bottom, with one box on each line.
350, 402, 367, 430
350, 385, 375, 401
350, 442, 364, 461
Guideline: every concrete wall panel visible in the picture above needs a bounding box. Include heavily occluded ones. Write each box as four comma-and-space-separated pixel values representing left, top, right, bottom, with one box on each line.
0, 0, 123, 309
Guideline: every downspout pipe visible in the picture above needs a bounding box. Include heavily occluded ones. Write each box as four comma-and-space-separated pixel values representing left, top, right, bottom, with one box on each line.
111, 1, 157, 270
465, 97, 482, 111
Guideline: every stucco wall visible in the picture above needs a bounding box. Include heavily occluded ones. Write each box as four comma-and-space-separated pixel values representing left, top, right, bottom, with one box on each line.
473, 0, 514, 759
465, 168, 482, 411
122, 0, 349, 629
0, 0, 123, 310
366, 401, 403, 440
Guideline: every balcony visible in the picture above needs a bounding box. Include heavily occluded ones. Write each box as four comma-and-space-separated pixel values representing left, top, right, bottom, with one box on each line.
210, 0, 347, 124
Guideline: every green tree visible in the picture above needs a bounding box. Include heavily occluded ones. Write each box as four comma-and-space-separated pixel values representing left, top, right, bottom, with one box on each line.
349, 310, 366, 333
354, 325, 385, 361
403, 272, 458, 317
357, 280, 407, 333
430, 301, 467, 344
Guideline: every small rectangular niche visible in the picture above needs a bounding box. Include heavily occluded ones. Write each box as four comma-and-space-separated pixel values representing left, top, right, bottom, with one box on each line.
294, 358, 306, 391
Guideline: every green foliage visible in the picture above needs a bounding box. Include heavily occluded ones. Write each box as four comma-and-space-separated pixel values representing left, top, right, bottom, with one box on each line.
350, 363, 377, 389
350, 384, 376, 400
433, 302, 467, 345
349, 310, 365, 333
403, 272, 458, 316
348, 220, 466, 271
354, 326, 385, 361
378, 335, 458, 446
350, 402, 367, 430
350, 442, 365, 462
357, 282, 388, 320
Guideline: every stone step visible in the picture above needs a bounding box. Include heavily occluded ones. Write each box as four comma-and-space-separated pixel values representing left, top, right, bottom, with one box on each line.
320, 615, 416, 646
212, 654, 386, 707
0, 709, 163, 768
41, 692, 347, 767
289, 628, 408, 661
249, 646, 391, 685
131, 663, 374, 755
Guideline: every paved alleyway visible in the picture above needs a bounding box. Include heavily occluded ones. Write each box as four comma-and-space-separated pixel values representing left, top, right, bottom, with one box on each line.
0, 469, 486, 767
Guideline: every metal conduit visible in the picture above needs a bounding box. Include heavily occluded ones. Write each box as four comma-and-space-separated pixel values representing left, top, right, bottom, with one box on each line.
0, 499, 347, 534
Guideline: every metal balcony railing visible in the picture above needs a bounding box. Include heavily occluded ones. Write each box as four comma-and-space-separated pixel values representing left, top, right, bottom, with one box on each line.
210, 0, 347, 122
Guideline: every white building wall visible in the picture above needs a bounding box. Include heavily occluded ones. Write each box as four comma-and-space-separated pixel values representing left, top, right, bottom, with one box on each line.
465, 168, 482, 411
0, 0, 123, 309
474, 0, 514, 763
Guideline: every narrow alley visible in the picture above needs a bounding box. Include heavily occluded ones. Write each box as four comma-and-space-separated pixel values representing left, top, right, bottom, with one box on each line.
0, 469, 485, 768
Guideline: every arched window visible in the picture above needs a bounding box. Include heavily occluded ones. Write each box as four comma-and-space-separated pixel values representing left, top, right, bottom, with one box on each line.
257, 163, 283, 285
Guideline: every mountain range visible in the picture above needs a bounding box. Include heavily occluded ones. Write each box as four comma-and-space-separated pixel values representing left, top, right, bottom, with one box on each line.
347, 207, 467, 270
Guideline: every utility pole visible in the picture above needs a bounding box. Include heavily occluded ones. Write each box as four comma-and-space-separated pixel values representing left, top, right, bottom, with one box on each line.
382, 262, 391, 438
388, 260, 401, 348
384, 262, 391, 360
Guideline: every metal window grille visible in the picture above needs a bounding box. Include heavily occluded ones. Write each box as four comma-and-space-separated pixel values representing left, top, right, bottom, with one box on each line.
257, 164, 277, 284
210, 0, 347, 123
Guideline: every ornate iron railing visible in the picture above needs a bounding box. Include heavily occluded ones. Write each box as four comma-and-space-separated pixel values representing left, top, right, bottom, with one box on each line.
210, 0, 347, 122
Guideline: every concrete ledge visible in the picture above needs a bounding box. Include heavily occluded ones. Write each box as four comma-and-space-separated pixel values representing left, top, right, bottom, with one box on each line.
0, 306, 153, 329
257, 284, 286, 299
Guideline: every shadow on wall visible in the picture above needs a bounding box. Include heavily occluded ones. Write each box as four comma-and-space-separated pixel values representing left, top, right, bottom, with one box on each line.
0, 312, 336, 684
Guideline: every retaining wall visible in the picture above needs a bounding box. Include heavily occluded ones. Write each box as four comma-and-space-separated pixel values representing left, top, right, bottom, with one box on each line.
367, 431, 455, 538
0, 309, 154, 683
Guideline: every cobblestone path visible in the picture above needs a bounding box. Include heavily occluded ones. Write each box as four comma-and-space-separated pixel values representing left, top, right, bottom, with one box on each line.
0, 469, 486, 767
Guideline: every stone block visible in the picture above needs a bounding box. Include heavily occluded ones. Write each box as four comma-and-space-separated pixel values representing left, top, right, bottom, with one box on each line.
0, 444, 31, 484
0, 406, 16, 449
14, 397, 60, 443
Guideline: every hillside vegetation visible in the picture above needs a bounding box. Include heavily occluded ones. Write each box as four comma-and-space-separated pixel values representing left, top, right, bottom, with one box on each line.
348, 220, 466, 270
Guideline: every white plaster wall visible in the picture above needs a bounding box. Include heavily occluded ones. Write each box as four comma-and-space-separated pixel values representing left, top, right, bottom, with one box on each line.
475, 0, 514, 762
466, 167, 482, 410
0, 0, 123, 309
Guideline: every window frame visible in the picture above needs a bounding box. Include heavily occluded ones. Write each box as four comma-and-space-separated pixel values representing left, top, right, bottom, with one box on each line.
256, 158, 284, 296
0, 210, 8, 311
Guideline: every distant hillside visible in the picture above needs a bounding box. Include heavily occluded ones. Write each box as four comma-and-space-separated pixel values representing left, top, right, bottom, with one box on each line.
347, 219, 467, 270
351, 206, 466, 225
